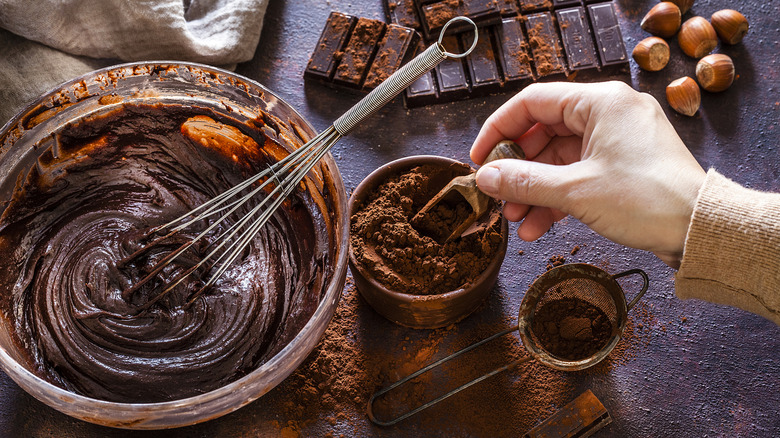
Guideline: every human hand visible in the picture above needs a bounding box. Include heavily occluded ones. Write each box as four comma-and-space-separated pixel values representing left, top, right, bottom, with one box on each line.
471, 81, 706, 268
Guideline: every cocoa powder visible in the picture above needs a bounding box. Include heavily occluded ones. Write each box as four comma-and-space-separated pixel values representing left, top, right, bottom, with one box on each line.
350, 163, 503, 295
532, 297, 613, 361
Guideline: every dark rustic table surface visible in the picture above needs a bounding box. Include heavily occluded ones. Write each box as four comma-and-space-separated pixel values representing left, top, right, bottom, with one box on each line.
1, 0, 779, 437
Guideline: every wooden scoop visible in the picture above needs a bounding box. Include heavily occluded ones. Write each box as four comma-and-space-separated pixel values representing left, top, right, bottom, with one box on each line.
412, 140, 525, 243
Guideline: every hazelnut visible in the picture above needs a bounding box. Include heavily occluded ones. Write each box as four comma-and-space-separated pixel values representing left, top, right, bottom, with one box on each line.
696, 54, 735, 92
711, 9, 749, 45
632, 37, 670, 72
641, 2, 682, 38
666, 77, 700, 117
678, 16, 718, 58
664, 0, 694, 15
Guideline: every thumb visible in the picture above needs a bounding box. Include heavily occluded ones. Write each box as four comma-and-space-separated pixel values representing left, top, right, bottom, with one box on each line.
474, 159, 586, 212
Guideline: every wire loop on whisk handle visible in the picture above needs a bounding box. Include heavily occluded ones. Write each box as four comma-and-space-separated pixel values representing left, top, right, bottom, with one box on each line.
332, 16, 478, 136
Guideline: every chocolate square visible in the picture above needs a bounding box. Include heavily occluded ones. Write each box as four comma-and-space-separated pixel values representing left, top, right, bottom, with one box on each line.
333, 18, 387, 88
497, 0, 520, 16
497, 16, 535, 87
304, 12, 357, 82
364, 25, 421, 90
553, 0, 581, 7
419, 0, 501, 40
434, 35, 471, 101
385, 0, 421, 29
519, 0, 552, 13
556, 7, 598, 71
462, 27, 503, 97
524, 12, 567, 77
587, 2, 628, 67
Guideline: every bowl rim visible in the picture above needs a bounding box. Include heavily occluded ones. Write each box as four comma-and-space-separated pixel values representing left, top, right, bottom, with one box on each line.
0, 61, 350, 428
348, 154, 508, 304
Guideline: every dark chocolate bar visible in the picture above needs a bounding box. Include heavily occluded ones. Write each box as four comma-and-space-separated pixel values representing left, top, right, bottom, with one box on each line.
497, 0, 520, 16
419, 0, 501, 40
434, 35, 471, 102
524, 12, 567, 77
304, 12, 357, 82
587, 2, 628, 67
385, 0, 421, 29
333, 18, 387, 88
519, 0, 552, 13
556, 7, 598, 71
462, 27, 503, 97
404, 70, 439, 107
496, 16, 535, 87
553, 0, 581, 7
364, 24, 421, 90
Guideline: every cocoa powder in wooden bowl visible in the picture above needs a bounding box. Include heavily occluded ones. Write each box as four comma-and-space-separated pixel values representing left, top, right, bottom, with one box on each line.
349, 155, 508, 329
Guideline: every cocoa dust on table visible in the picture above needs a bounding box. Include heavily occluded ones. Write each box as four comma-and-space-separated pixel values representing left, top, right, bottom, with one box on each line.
350, 163, 503, 295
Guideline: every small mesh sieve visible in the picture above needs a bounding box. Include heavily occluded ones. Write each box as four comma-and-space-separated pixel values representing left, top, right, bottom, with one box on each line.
368, 263, 648, 426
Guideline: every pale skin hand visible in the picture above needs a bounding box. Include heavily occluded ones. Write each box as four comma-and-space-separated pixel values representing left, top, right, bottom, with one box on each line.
471, 81, 706, 268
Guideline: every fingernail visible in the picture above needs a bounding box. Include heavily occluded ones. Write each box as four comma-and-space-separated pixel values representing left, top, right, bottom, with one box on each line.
476, 166, 500, 194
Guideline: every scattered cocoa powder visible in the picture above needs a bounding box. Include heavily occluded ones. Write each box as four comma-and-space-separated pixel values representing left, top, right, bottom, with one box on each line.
350, 163, 503, 295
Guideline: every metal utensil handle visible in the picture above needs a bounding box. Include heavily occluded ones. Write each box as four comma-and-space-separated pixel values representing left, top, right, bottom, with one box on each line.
333, 16, 478, 135
367, 326, 531, 427
611, 268, 650, 310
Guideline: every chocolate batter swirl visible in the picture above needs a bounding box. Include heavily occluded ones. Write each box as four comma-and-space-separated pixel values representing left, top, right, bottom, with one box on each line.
0, 103, 330, 402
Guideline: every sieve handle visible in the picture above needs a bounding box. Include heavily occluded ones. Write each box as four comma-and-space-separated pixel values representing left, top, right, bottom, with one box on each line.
612, 268, 649, 310
332, 16, 478, 136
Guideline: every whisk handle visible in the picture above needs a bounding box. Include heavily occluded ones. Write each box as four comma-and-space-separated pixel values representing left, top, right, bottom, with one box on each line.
332, 17, 478, 136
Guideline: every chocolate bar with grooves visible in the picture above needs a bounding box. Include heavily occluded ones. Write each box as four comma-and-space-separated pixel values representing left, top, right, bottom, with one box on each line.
333, 17, 387, 88
519, 0, 552, 13
418, 0, 502, 40
385, 0, 421, 29
304, 12, 357, 82
434, 35, 471, 102
497, 0, 520, 16
553, 0, 581, 7
524, 12, 567, 77
556, 7, 599, 71
587, 2, 628, 67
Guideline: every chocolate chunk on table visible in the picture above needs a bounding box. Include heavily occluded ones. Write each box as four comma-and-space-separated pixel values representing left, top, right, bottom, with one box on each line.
462, 27, 503, 97
587, 2, 628, 67
434, 35, 471, 102
496, 16, 535, 88
419, 0, 501, 40
333, 17, 387, 88
519, 0, 552, 13
304, 12, 357, 82
364, 24, 421, 90
385, 0, 421, 29
556, 7, 599, 71
525, 12, 567, 77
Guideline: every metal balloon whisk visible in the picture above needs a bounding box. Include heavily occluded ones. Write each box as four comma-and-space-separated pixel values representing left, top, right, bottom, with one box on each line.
120, 17, 479, 308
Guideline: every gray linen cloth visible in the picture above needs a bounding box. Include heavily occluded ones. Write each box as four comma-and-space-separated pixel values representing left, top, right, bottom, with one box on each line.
0, 0, 269, 124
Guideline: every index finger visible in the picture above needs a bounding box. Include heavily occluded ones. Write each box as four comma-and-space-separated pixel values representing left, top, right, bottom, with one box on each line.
470, 82, 597, 164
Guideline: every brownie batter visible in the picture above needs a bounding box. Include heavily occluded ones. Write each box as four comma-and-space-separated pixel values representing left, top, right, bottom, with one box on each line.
350, 163, 503, 296
0, 102, 332, 403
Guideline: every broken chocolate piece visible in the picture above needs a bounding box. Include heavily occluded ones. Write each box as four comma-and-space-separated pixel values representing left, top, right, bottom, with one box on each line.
364, 24, 421, 90
588, 2, 628, 67
462, 27, 503, 97
519, 0, 551, 13
496, 16, 535, 88
434, 35, 471, 102
304, 12, 357, 82
556, 7, 599, 71
525, 12, 567, 77
385, 0, 421, 28
333, 18, 387, 88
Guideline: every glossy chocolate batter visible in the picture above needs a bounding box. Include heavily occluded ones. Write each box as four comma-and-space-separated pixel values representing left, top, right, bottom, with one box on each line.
0, 103, 331, 403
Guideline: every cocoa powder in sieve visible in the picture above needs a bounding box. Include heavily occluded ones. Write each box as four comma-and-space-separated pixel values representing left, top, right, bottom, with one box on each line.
532, 297, 613, 361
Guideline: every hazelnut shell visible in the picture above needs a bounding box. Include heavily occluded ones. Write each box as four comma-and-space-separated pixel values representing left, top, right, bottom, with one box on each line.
632, 37, 671, 72
666, 77, 701, 117
678, 16, 718, 58
696, 54, 735, 92
665, 0, 694, 15
711, 9, 749, 45
641, 3, 682, 38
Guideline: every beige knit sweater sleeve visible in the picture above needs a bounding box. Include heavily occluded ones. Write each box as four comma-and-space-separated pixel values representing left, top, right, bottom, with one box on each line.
675, 169, 780, 325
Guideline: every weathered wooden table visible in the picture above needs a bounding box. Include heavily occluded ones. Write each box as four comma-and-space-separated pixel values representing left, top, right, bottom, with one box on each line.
1, 0, 778, 436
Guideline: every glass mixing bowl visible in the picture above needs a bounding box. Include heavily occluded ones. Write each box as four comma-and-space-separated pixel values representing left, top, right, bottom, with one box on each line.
0, 62, 348, 429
